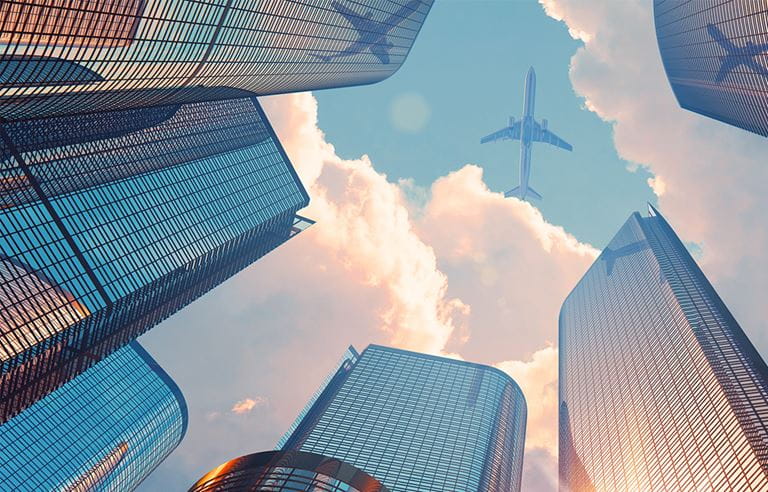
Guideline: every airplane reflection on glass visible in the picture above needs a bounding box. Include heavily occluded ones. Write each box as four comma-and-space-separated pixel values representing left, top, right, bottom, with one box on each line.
311, 0, 423, 64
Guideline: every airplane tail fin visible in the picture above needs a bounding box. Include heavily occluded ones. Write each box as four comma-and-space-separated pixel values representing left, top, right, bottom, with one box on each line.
504, 186, 542, 201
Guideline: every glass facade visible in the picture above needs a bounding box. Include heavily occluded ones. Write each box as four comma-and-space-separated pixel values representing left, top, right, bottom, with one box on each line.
280, 344, 527, 492
0, 341, 187, 491
0, 96, 312, 423
0, 0, 435, 121
654, 2, 768, 136
559, 204, 768, 490
190, 450, 388, 492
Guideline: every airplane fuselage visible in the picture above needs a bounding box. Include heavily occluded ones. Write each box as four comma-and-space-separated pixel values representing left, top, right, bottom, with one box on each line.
518, 67, 537, 197
479, 65, 572, 201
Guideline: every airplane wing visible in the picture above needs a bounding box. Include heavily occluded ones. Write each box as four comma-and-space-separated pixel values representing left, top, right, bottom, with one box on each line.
331, 1, 369, 31
383, 0, 422, 28
370, 43, 391, 64
480, 122, 521, 144
533, 122, 573, 151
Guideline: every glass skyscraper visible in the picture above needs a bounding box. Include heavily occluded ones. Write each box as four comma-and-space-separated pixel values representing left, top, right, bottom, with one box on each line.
0, 96, 312, 423
279, 344, 528, 492
190, 450, 388, 492
0, 0, 435, 121
654, 1, 768, 136
0, 341, 187, 491
560, 204, 768, 490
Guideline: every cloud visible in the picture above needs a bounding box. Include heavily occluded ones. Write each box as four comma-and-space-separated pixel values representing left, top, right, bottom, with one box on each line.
231, 397, 268, 415
139, 91, 596, 490
537, 0, 768, 356
497, 346, 559, 492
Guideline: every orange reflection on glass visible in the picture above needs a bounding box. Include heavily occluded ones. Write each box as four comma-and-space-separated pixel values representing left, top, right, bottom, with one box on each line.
0, 0, 145, 48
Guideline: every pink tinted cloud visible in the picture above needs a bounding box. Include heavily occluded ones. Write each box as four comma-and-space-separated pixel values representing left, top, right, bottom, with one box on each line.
231, 397, 268, 415
539, 0, 768, 353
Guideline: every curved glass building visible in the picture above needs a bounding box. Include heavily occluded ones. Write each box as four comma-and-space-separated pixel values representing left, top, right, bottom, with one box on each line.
0, 341, 187, 491
654, 1, 768, 136
280, 344, 528, 492
190, 450, 388, 492
0, 0, 435, 120
560, 205, 768, 490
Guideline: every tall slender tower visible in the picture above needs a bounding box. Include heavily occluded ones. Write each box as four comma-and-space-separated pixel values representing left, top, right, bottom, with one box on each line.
0, 342, 187, 491
279, 344, 528, 492
559, 205, 768, 490
0, 97, 312, 423
654, 1, 768, 136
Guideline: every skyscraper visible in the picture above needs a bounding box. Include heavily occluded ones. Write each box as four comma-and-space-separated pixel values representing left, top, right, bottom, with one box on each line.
560, 204, 768, 490
190, 450, 388, 492
0, 0, 435, 121
279, 344, 528, 492
0, 96, 313, 423
0, 341, 187, 491
654, 1, 768, 136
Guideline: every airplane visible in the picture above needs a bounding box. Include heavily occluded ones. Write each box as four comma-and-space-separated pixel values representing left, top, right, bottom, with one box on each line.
707, 23, 768, 83
311, 0, 422, 64
601, 240, 650, 276
480, 67, 572, 201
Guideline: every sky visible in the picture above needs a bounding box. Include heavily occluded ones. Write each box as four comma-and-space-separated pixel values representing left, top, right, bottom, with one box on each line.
139, 0, 768, 490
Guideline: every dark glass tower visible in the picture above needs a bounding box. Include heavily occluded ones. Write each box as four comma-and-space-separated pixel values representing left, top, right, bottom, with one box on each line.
0, 341, 187, 491
0, 96, 312, 423
654, 1, 768, 136
560, 205, 768, 490
279, 344, 528, 492
0, 0, 435, 120
190, 450, 388, 492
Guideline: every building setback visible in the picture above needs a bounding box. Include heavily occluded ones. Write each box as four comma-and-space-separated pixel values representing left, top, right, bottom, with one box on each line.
0, 0, 435, 121
560, 204, 768, 490
0, 342, 186, 491
0, 97, 312, 423
279, 344, 528, 492
654, 1, 768, 136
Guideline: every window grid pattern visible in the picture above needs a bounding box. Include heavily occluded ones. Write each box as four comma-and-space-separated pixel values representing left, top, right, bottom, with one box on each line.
0, 0, 435, 121
654, 1, 768, 136
283, 345, 527, 492
278, 346, 360, 450
559, 208, 768, 491
190, 450, 388, 492
0, 97, 310, 423
0, 341, 186, 491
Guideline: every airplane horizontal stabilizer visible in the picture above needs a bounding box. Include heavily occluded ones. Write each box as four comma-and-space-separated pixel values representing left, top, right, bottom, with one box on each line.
504, 186, 542, 201
504, 186, 521, 198
526, 187, 543, 200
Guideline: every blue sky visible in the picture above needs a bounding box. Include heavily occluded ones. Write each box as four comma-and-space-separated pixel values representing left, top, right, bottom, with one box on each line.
315, 0, 655, 247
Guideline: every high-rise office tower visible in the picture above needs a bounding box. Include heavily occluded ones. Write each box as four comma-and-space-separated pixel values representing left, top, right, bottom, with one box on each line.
654, 2, 768, 136
0, 341, 186, 491
0, 97, 312, 423
278, 344, 528, 492
190, 450, 388, 492
0, 0, 435, 120
559, 204, 768, 490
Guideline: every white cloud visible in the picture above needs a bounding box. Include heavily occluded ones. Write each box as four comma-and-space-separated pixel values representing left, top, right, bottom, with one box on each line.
231, 397, 268, 415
